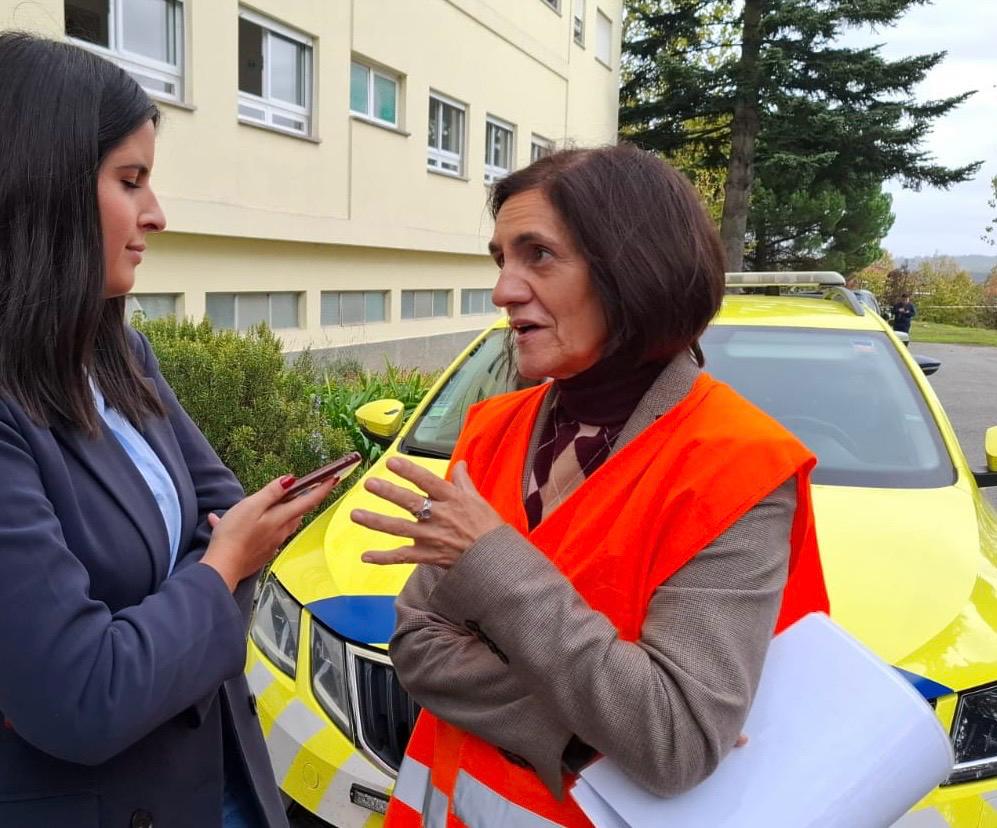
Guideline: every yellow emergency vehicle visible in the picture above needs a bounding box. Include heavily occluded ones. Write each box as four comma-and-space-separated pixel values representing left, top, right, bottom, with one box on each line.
247, 274, 997, 826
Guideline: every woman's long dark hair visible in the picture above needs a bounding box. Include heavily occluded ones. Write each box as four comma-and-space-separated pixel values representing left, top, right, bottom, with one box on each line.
0, 32, 165, 436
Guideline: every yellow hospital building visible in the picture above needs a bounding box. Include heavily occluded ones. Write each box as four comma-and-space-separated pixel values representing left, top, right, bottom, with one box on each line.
4, 0, 622, 364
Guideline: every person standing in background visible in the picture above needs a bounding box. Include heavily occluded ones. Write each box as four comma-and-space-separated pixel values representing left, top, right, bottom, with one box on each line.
892, 293, 917, 335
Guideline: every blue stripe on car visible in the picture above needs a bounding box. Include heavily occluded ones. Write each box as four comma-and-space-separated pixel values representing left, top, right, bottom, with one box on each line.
304, 597, 958, 702
307, 595, 396, 645
895, 667, 954, 701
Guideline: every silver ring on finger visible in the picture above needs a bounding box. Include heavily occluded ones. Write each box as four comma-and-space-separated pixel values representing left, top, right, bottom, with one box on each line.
411, 496, 433, 522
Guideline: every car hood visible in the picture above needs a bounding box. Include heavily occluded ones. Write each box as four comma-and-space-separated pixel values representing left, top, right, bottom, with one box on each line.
276, 461, 997, 691
275, 452, 449, 648
813, 483, 997, 692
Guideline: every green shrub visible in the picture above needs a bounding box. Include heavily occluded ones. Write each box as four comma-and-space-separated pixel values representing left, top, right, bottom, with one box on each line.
132, 316, 353, 502
313, 361, 437, 469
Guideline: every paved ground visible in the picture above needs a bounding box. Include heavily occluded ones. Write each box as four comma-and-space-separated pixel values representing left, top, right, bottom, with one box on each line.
914, 342, 997, 508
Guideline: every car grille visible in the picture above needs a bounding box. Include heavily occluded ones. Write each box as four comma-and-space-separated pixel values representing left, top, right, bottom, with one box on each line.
351, 648, 421, 774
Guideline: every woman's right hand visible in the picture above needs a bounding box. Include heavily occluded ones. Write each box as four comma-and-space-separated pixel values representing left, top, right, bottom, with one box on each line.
201, 474, 339, 591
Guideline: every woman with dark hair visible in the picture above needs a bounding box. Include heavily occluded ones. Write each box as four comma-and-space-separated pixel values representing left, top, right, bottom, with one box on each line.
0, 33, 335, 827
352, 145, 830, 825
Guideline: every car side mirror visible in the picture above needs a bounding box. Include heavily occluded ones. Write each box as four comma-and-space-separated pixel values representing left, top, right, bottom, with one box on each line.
973, 426, 997, 488
355, 399, 405, 448
913, 354, 941, 376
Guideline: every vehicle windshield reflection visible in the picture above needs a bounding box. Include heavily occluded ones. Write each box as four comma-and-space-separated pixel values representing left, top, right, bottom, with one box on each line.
400, 330, 528, 458
400, 324, 954, 490
700, 326, 955, 488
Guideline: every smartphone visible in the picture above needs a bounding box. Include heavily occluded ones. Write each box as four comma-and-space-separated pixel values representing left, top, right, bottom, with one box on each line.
279, 451, 363, 502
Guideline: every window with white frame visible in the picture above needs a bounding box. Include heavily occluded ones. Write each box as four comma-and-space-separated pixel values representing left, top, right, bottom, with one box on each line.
205, 292, 300, 331
321, 291, 387, 326
484, 117, 515, 183
350, 60, 399, 127
531, 135, 554, 163
65, 0, 184, 101
401, 290, 450, 320
128, 293, 180, 320
573, 0, 586, 45
540, 0, 560, 11
427, 93, 465, 176
461, 289, 497, 316
238, 9, 313, 136
595, 9, 612, 66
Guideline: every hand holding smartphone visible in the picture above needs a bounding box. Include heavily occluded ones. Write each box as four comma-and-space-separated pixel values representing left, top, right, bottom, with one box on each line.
280, 451, 363, 502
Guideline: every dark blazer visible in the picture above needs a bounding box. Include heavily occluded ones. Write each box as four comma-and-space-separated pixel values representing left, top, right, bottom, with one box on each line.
0, 330, 287, 827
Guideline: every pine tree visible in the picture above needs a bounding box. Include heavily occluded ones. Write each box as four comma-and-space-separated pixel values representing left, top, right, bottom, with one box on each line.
748, 175, 893, 273
621, 0, 982, 271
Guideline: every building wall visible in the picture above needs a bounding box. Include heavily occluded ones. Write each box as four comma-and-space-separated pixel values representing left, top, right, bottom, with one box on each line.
138, 233, 499, 353
1, 0, 622, 360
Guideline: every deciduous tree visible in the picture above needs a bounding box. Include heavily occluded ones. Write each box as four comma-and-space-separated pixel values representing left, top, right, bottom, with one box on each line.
983, 175, 996, 247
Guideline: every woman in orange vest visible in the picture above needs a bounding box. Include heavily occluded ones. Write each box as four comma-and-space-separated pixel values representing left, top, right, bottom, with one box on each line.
351, 144, 829, 826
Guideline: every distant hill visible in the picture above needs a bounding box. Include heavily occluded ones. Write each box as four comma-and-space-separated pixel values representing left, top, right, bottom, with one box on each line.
893, 254, 997, 282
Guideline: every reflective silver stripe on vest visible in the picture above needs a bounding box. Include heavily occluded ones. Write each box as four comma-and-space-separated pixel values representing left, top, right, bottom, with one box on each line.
393, 755, 432, 810
393, 755, 450, 826
424, 785, 449, 828
453, 771, 565, 828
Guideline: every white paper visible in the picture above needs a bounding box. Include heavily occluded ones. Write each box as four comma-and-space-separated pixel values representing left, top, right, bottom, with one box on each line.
574, 613, 954, 828
571, 779, 629, 828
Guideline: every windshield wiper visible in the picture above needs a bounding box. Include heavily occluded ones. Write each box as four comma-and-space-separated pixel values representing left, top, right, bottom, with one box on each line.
401, 444, 452, 460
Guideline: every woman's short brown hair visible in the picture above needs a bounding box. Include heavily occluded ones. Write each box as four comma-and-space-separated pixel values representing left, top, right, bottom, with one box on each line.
489, 144, 726, 366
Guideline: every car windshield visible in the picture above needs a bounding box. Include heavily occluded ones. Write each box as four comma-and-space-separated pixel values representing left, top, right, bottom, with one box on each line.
400, 330, 525, 458
700, 326, 954, 488
400, 324, 954, 489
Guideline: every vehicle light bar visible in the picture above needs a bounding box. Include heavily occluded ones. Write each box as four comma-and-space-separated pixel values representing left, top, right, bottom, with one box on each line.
725, 271, 845, 288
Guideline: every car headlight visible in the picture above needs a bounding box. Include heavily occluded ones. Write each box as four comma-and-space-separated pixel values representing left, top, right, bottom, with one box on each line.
311, 619, 353, 740
250, 577, 301, 679
944, 682, 997, 785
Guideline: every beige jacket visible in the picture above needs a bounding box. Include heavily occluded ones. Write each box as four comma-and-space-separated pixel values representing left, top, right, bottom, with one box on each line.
389, 354, 795, 797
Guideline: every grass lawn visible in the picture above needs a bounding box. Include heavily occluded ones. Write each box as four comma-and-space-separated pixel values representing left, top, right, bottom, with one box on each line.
910, 320, 997, 347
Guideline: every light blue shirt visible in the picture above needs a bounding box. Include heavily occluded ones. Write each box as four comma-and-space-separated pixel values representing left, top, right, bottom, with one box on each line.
92, 383, 182, 575
94, 383, 257, 823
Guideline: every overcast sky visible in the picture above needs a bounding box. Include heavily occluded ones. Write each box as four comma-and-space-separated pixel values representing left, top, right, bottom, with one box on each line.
836, 0, 997, 258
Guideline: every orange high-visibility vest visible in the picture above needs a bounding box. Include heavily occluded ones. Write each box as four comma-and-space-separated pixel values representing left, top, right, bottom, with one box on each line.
387, 373, 829, 827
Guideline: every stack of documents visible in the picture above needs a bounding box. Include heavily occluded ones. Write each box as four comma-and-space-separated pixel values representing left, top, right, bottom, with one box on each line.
572, 613, 953, 827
